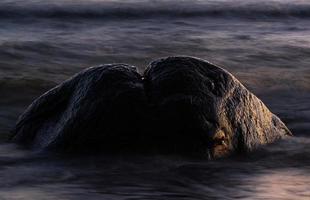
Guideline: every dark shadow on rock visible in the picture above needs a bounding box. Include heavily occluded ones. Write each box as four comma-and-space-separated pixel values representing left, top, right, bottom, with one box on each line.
12, 64, 149, 153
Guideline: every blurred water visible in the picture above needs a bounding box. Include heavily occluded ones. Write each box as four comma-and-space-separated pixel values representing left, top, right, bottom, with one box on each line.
0, 0, 309, 199
0, 138, 309, 200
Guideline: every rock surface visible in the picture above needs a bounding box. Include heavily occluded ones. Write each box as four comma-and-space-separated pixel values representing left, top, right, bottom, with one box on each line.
12, 64, 148, 152
144, 57, 292, 158
12, 56, 292, 158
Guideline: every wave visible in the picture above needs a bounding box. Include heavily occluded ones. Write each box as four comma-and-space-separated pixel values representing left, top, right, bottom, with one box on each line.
1, 1, 310, 20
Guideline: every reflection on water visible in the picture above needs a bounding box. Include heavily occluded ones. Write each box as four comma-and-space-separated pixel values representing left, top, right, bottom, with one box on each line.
252, 170, 310, 199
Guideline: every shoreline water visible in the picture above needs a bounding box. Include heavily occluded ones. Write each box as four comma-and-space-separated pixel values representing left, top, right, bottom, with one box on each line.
0, 0, 309, 199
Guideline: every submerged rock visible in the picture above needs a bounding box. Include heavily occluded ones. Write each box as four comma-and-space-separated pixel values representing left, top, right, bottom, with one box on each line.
12, 56, 292, 158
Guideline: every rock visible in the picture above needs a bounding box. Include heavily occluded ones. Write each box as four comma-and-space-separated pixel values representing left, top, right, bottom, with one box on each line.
12, 64, 148, 152
12, 56, 292, 158
143, 57, 292, 158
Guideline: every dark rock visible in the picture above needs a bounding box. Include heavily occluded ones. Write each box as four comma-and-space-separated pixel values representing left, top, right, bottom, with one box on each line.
143, 57, 292, 158
12, 64, 148, 152
12, 56, 292, 158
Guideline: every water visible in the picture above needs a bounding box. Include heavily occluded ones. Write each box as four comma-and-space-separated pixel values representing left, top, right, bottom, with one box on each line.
0, 0, 309, 199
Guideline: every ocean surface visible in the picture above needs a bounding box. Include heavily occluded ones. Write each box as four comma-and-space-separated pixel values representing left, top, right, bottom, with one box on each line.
0, 0, 309, 199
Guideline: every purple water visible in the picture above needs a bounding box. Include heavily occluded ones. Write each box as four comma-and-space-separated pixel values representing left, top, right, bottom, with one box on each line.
0, 0, 309, 199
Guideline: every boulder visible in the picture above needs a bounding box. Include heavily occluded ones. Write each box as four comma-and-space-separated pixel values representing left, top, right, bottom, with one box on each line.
12, 56, 292, 158
143, 57, 292, 158
12, 64, 148, 152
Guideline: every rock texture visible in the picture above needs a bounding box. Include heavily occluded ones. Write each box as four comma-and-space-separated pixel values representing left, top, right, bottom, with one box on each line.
12, 64, 148, 152
143, 57, 292, 158
12, 56, 292, 158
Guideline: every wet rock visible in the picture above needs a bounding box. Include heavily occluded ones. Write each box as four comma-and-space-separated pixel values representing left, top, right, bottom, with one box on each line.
143, 57, 292, 158
12, 64, 148, 152
12, 57, 292, 157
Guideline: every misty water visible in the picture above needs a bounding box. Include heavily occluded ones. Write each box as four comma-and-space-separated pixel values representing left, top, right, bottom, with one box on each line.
0, 0, 309, 199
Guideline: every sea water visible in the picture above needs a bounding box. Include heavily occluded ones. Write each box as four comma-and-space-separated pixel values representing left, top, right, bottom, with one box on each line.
0, 0, 309, 199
